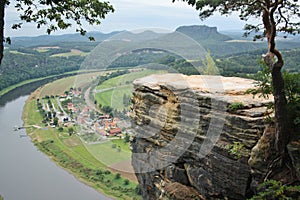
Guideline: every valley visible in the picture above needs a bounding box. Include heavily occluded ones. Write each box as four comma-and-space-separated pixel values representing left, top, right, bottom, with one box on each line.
22, 70, 158, 200
1, 25, 300, 99
1, 25, 299, 200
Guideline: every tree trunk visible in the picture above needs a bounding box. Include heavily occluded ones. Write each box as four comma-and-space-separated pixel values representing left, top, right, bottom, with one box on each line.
271, 67, 289, 155
262, 4, 289, 158
0, 0, 5, 65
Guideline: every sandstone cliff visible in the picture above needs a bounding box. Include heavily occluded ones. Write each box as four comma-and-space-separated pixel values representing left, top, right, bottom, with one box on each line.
130, 74, 276, 200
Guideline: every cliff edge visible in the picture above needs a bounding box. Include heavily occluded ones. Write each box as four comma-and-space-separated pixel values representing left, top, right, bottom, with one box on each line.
130, 74, 281, 199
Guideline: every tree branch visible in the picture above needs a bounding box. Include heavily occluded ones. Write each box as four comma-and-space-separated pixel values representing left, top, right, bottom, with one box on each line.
278, 5, 288, 31
269, 0, 284, 68
0, 0, 5, 65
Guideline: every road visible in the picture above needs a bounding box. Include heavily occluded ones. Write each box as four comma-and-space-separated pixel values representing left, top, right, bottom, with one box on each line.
94, 87, 116, 93
84, 87, 97, 111
56, 97, 71, 120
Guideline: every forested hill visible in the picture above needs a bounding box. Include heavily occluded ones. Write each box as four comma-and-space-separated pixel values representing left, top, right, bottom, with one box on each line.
176, 25, 300, 56
7, 25, 300, 55
7, 31, 121, 48
0, 49, 84, 92
1, 25, 300, 95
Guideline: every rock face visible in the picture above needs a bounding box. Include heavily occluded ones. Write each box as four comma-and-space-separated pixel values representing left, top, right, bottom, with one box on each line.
131, 74, 273, 200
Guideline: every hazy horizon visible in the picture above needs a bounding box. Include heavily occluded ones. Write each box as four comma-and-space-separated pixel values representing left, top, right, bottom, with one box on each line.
5, 0, 259, 37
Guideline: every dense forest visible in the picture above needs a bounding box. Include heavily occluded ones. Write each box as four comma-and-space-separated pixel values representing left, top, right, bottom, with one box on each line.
215, 48, 300, 76
109, 48, 300, 76
0, 47, 85, 91
1, 45, 300, 93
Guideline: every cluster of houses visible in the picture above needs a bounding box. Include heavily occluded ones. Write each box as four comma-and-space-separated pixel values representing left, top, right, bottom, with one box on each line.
77, 106, 123, 140
60, 87, 82, 99
41, 87, 124, 142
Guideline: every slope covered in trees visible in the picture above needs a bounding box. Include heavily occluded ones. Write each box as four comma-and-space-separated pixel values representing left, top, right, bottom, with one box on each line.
0, 48, 84, 91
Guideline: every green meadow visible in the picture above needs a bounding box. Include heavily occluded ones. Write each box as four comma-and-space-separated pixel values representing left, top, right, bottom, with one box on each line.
95, 69, 166, 111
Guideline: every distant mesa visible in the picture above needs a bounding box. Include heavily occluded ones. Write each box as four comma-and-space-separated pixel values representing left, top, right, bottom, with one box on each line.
176, 25, 232, 42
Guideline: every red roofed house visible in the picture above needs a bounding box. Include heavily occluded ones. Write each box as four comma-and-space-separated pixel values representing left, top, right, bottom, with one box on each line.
109, 128, 122, 136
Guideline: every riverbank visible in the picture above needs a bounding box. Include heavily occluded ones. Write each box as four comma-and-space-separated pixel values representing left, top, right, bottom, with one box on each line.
0, 69, 104, 98
22, 73, 141, 200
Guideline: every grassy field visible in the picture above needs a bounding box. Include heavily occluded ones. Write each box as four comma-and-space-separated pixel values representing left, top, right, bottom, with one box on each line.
96, 69, 163, 90
95, 69, 166, 111
50, 49, 89, 57
9, 50, 32, 55
85, 139, 131, 166
22, 73, 141, 200
95, 85, 132, 111
39, 72, 104, 97
35, 46, 60, 53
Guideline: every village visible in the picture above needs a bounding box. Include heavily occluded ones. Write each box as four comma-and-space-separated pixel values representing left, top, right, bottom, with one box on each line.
38, 87, 125, 143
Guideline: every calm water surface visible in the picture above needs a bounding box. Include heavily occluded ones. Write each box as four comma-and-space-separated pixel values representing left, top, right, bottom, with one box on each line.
0, 92, 110, 200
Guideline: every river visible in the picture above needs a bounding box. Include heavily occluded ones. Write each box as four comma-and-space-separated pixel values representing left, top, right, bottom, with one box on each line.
0, 83, 110, 200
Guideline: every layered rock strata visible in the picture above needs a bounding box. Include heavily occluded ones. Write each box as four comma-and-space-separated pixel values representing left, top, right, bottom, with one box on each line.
131, 74, 273, 200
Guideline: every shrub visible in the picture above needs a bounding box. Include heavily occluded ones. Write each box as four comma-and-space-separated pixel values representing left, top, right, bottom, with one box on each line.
124, 179, 130, 185
228, 102, 244, 111
115, 173, 121, 179
227, 142, 245, 159
95, 170, 103, 175
249, 179, 300, 200
135, 185, 142, 195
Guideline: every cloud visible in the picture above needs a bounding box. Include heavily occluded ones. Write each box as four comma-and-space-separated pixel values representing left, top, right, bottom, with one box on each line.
4, 0, 251, 37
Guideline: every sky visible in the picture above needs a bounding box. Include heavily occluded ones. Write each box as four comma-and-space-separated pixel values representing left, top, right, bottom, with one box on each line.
4, 0, 258, 37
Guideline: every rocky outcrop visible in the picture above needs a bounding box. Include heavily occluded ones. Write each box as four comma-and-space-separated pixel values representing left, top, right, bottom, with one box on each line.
131, 74, 274, 199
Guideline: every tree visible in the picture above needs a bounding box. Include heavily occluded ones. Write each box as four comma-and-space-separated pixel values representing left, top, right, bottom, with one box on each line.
53, 117, 58, 126
124, 133, 130, 143
124, 179, 130, 185
47, 111, 52, 119
174, 0, 300, 159
114, 173, 121, 179
68, 127, 74, 136
0, 0, 114, 64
